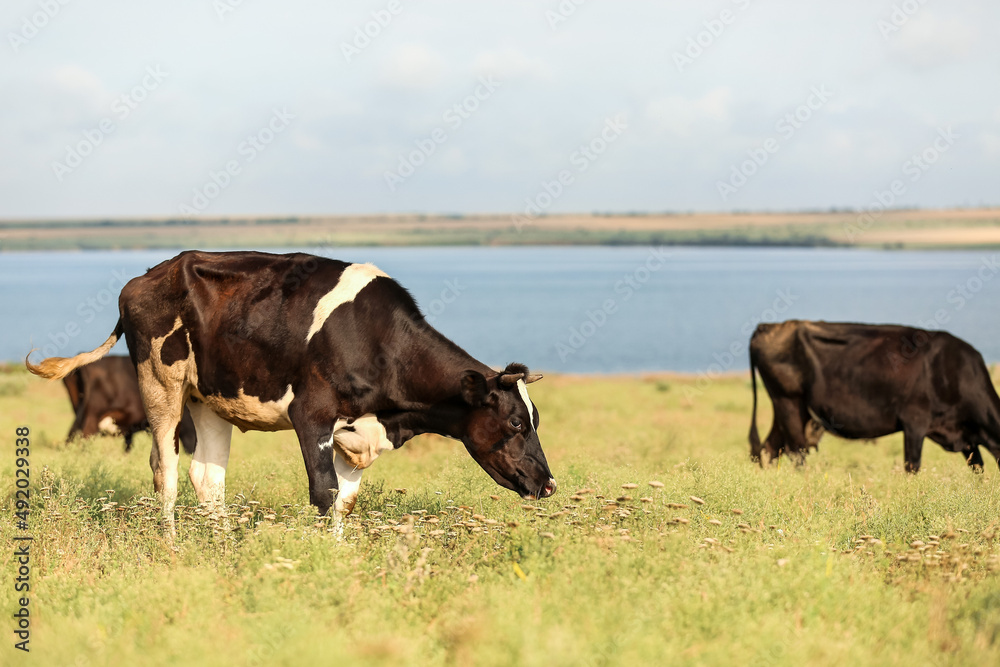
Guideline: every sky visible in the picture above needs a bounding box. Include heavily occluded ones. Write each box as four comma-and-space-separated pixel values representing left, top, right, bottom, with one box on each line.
0, 0, 997, 219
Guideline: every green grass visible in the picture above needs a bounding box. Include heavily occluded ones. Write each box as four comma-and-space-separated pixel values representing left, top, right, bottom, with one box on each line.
1, 366, 999, 665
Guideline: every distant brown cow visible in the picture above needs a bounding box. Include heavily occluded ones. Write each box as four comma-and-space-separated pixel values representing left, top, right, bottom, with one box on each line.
749, 320, 1000, 472
63, 355, 196, 454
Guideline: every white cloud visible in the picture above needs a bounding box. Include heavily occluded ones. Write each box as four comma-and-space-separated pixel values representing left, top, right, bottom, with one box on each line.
292, 131, 324, 152
644, 88, 732, 138
47, 65, 103, 92
981, 132, 1000, 158
378, 43, 446, 91
887, 12, 978, 70
471, 48, 552, 81
44, 65, 108, 112
436, 146, 468, 174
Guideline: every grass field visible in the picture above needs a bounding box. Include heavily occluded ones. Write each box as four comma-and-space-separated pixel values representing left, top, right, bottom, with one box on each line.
1, 365, 999, 665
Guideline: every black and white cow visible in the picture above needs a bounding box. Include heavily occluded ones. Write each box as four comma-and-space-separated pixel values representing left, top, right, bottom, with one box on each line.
28, 251, 556, 531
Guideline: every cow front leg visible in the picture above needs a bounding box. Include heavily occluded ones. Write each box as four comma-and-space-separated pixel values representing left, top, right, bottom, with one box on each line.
903, 427, 925, 473
289, 413, 338, 514
330, 452, 363, 539
333, 452, 363, 515
963, 445, 984, 472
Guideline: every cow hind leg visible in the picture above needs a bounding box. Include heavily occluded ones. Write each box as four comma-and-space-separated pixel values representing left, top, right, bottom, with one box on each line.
147, 408, 185, 536
759, 409, 785, 467
760, 428, 782, 466
766, 397, 809, 466
138, 373, 189, 537
186, 401, 233, 512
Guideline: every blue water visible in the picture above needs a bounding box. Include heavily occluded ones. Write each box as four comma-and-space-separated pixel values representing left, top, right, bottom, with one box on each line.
3, 246, 1000, 374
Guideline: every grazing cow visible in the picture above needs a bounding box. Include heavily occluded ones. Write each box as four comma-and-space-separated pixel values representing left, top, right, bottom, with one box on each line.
62, 355, 197, 454
748, 320, 1000, 472
28, 251, 556, 532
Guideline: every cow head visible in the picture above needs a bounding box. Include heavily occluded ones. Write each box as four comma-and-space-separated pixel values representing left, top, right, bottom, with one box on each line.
460, 363, 557, 500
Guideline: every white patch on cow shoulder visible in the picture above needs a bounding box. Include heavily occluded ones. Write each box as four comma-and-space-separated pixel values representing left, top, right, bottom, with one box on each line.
97, 416, 120, 434
516, 379, 536, 424
196, 384, 294, 432
331, 413, 394, 470
305, 263, 389, 343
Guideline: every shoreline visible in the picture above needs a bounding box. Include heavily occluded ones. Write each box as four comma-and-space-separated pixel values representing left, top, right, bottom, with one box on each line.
2, 208, 999, 252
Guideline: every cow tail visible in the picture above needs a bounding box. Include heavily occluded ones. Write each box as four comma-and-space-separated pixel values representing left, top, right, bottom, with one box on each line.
749, 345, 762, 461
26, 318, 124, 380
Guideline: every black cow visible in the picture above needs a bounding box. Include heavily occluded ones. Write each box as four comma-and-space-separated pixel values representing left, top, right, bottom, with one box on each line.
28, 251, 556, 532
748, 320, 1000, 472
62, 355, 197, 454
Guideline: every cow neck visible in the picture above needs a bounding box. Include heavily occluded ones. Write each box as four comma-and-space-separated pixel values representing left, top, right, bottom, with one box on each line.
395, 316, 494, 407
378, 320, 493, 442
382, 401, 470, 445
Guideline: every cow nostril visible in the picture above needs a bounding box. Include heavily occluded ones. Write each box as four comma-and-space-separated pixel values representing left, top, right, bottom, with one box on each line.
542, 478, 557, 497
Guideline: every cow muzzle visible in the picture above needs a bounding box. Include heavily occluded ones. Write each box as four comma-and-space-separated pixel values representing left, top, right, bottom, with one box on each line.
522, 477, 557, 501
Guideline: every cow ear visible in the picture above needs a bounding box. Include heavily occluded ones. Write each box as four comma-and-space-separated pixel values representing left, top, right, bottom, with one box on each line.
461, 370, 489, 406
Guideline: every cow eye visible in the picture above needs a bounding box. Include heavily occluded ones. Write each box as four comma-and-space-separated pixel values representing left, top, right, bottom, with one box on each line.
509, 417, 523, 431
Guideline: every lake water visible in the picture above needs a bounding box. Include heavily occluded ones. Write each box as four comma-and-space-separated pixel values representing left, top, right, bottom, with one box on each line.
3, 246, 1000, 374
